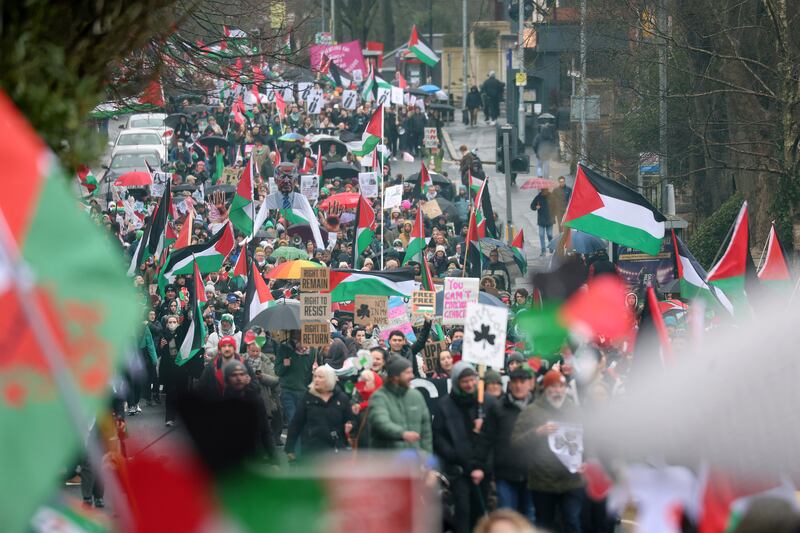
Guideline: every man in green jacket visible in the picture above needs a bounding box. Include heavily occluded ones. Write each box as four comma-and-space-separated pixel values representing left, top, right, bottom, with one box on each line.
368, 356, 432, 452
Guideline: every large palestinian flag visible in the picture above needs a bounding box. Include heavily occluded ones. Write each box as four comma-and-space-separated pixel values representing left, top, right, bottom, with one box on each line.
353, 194, 375, 268
0, 92, 139, 532
327, 268, 416, 302
402, 208, 426, 265
348, 107, 382, 156
408, 25, 439, 67
127, 178, 172, 275
706, 201, 756, 316
229, 156, 256, 236
672, 231, 733, 315
158, 222, 235, 294
564, 164, 666, 255
757, 223, 791, 291
244, 262, 275, 327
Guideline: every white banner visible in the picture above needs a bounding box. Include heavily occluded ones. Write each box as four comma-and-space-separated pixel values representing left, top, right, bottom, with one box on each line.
280, 86, 294, 102
391, 86, 405, 105
383, 184, 403, 210
376, 87, 391, 108
358, 172, 379, 198
462, 302, 508, 369
306, 90, 324, 115
342, 90, 358, 110
300, 175, 320, 203
297, 82, 314, 102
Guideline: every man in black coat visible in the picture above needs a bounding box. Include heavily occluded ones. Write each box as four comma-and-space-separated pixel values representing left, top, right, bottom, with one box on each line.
432, 362, 492, 533
471, 366, 536, 521
480, 71, 505, 124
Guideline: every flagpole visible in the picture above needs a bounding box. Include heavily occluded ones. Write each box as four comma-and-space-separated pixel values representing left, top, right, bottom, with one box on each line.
0, 210, 133, 530
380, 104, 385, 270
756, 221, 774, 272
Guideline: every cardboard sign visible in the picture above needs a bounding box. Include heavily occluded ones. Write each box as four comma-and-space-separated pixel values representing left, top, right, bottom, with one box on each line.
354, 295, 388, 326
379, 296, 416, 342
300, 267, 330, 291
219, 167, 242, 185
300, 175, 320, 202
300, 293, 331, 322
548, 423, 584, 474
301, 322, 330, 349
424, 127, 438, 148
422, 341, 448, 375
383, 184, 403, 210
391, 86, 405, 105
411, 290, 436, 316
462, 302, 508, 369
420, 200, 443, 220
358, 172, 379, 198
442, 277, 480, 325
342, 90, 358, 110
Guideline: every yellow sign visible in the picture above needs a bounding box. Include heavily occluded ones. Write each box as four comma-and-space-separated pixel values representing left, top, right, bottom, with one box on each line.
515, 72, 527, 87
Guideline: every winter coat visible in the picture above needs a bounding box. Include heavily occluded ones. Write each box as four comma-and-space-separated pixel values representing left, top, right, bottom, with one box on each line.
286, 388, 352, 454
473, 392, 534, 482
387, 320, 432, 377
244, 353, 281, 417
367, 382, 432, 452
222, 381, 275, 459
466, 89, 483, 110
530, 192, 555, 227
197, 354, 252, 402
511, 394, 584, 493
432, 391, 488, 475
275, 342, 315, 393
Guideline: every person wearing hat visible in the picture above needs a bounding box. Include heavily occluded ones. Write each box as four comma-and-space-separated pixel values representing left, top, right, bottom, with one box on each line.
432, 361, 492, 533
243, 333, 283, 446
484, 369, 504, 398
386, 314, 433, 378
198, 335, 251, 403
205, 313, 241, 360
367, 356, 432, 452
221, 360, 276, 460
276, 330, 316, 426
511, 370, 584, 532
472, 365, 536, 520
506, 352, 526, 374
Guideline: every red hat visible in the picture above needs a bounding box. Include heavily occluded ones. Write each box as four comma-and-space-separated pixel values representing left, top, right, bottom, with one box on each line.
542, 370, 566, 389
218, 335, 236, 349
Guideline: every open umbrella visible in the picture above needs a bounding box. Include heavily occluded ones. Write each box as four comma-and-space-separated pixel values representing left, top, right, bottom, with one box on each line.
478, 238, 526, 276
271, 246, 309, 261
405, 88, 429, 97
198, 136, 229, 151
338, 131, 359, 143
429, 103, 456, 112
322, 162, 359, 181
570, 230, 607, 254
310, 135, 348, 156
406, 171, 451, 186
419, 84, 441, 93
318, 192, 361, 210
114, 171, 152, 187
265, 259, 323, 280
278, 132, 304, 142
520, 178, 557, 190
164, 113, 188, 129
425, 198, 458, 220
247, 298, 301, 331
434, 290, 506, 316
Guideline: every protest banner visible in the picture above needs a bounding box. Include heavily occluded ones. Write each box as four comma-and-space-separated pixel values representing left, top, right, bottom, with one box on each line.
420, 200, 443, 220
422, 341, 447, 375
358, 172, 379, 198
218, 167, 242, 185
384, 184, 403, 210
342, 90, 358, 110
297, 83, 314, 101
377, 87, 391, 108
300, 293, 331, 322
411, 290, 436, 316
301, 322, 330, 349
379, 296, 416, 343
462, 302, 508, 369
307, 91, 324, 114
424, 127, 438, 148
300, 175, 320, 203
442, 277, 480, 325
391, 87, 405, 105
309, 40, 367, 74
354, 295, 388, 326
300, 267, 330, 292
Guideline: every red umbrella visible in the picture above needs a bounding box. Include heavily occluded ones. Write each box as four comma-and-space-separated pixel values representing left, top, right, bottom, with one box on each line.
520, 178, 557, 190
114, 171, 153, 187
318, 192, 360, 210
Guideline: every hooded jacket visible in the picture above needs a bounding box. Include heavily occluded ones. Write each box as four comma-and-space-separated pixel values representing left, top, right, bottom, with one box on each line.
368, 381, 432, 452
473, 391, 534, 482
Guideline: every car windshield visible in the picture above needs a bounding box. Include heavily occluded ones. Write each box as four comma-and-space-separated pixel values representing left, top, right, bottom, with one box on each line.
110, 153, 159, 169
117, 133, 162, 146
129, 118, 164, 128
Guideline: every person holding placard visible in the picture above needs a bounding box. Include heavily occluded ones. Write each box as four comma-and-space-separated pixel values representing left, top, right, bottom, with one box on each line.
386, 314, 433, 378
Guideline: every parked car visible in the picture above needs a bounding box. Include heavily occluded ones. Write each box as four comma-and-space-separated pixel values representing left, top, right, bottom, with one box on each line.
102, 148, 161, 183
110, 127, 167, 163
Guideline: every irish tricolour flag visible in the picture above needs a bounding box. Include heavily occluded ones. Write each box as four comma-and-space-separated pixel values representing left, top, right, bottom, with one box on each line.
327, 268, 416, 302
347, 107, 382, 156
408, 25, 439, 67
564, 164, 666, 255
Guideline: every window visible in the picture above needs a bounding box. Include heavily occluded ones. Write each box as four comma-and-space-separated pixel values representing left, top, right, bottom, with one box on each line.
117, 133, 162, 146
129, 118, 164, 128
110, 153, 159, 169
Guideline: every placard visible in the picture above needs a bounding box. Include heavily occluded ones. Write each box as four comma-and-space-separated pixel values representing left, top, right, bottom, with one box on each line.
300, 293, 331, 322
383, 184, 403, 210
442, 277, 480, 325
342, 90, 358, 110
280, 86, 295, 102
377, 87, 391, 108
354, 295, 388, 326
424, 127, 438, 148
300, 175, 320, 202
379, 296, 416, 342
411, 290, 436, 316
548, 423, 584, 474
420, 200, 443, 220
358, 172, 379, 198
298, 83, 314, 101
462, 302, 508, 369
391, 87, 405, 105
301, 322, 330, 349
300, 267, 329, 291
219, 166, 242, 185
307, 90, 324, 115
422, 341, 448, 375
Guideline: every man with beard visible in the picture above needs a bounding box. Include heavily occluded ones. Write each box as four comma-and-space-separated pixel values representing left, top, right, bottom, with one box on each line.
198, 336, 248, 402
367, 356, 432, 452
432, 361, 492, 533
204, 313, 241, 360
512, 370, 584, 533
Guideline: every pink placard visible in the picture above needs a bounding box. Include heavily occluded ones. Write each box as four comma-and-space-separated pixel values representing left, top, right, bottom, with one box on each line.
310, 40, 367, 75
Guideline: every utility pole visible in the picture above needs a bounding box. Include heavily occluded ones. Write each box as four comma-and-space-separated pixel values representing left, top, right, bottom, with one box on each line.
330, 0, 335, 41
321, 0, 326, 33
658, 0, 669, 211
462, 0, 468, 107
502, 125, 514, 235
517, 0, 526, 144
579, 0, 587, 162
428, 0, 434, 84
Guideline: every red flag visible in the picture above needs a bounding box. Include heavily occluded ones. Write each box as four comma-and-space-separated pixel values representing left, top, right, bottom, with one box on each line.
275, 90, 286, 119
139, 79, 165, 108
559, 274, 635, 343
302, 156, 314, 174
315, 145, 323, 176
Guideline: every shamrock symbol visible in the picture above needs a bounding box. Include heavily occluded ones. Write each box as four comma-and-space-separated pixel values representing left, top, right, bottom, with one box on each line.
357, 304, 371, 319
473, 324, 495, 346
554, 431, 580, 456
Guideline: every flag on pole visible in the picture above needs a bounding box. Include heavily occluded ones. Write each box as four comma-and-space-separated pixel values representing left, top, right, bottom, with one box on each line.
232, 246, 248, 282
706, 201, 756, 316
76, 165, 97, 195
511, 229, 528, 275
414, 162, 433, 200
0, 91, 139, 532
757, 223, 791, 290
408, 25, 440, 67
175, 260, 206, 366
564, 164, 666, 255
127, 179, 172, 275
464, 208, 483, 277
671, 231, 734, 316
633, 286, 672, 368
347, 107, 383, 156
315, 145, 324, 177
320, 54, 352, 88
402, 209, 426, 265
229, 156, 256, 236
158, 222, 235, 294
173, 205, 195, 250
275, 89, 286, 120
244, 262, 275, 326
353, 195, 375, 268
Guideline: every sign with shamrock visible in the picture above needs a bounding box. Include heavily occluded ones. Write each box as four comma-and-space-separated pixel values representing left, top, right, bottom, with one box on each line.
462, 302, 507, 369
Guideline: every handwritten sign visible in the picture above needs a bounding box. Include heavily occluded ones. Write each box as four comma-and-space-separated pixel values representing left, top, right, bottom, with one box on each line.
411, 290, 436, 316
354, 295, 388, 326
442, 277, 480, 325
301, 322, 330, 349
422, 341, 448, 375
219, 167, 242, 185
424, 127, 438, 148
420, 200, 443, 220
379, 296, 416, 343
300, 293, 331, 322
300, 267, 329, 291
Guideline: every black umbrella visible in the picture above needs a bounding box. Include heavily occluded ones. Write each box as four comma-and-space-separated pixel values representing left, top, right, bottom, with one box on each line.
338, 131, 359, 143
205, 184, 235, 196
425, 197, 458, 220
406, 171, 451, 186
199, 136, 229, 151
165, 113, 189, 129
429, 103, 456, 111
310, 135, 348, 157
247, 299, 301, 331
322, 162, 359, 180
185, 104, 212, 114
172, 184, 199, 194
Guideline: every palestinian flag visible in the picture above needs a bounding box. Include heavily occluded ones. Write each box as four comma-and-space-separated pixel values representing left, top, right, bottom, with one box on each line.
232, 246, 248, 282
511, 229, 528, 275
320, 54, 352, 88
174, 205, 194, 250
229, 156, 256, 236
136, 79, 166, 109
757, 223, 791, 290
244, 262, 275, 326
632, 286, 672, 369
360, 65, 391, 102
223, 26, 247, 39
672, 230, 734, 315
127, 179, 172, 275
327, 268, 417, 302
464, 208, 483, 277
353, 194, 375, 268
164, 222, 178, 248
468, 169, 483, 196
472, 178, 490, 237
275, 88, 286, 120
175, 261, 206, 366
414, 162, 433, 200
402, 208, 426, 265
76, 165, 97, 195
158, 222, 235, 294
348, 107, 382, 156
706, 201, 756, 316
564, 164, 666, 255
0, 92, 139, 532
408, 25, 439, 67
